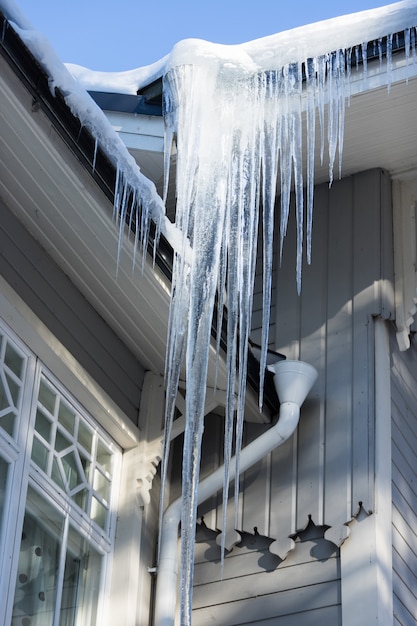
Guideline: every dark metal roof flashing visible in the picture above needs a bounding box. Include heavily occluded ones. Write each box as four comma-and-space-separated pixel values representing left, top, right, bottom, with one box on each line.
89, 90, 163, 116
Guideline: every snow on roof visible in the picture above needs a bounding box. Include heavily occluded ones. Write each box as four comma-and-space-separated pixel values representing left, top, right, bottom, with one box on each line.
63, 2, 417, 94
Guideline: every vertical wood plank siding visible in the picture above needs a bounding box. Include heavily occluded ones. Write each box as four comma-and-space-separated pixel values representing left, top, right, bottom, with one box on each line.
192, 168, 393, 624
390, 328, 417, 625
0, 199, 145, 424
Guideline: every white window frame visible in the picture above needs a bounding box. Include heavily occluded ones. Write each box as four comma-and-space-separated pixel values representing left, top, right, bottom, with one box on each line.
0, 284, 132, 626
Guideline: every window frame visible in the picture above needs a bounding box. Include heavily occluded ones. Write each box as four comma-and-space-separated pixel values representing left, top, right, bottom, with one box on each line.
0, 316, 123, 626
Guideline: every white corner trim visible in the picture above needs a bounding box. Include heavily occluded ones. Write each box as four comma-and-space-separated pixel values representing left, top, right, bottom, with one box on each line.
340, 317, 393, 626
0, 275, 140, 448
392, 177, 417, 351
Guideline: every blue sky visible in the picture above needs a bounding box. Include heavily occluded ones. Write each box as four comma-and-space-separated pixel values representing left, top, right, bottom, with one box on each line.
16, 0, 395, 71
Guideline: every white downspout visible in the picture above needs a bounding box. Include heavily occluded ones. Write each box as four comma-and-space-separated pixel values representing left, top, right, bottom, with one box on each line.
154, 360, 318, 626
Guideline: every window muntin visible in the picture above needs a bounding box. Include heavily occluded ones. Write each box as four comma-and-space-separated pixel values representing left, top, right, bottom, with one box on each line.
0, 329, 28, 440
0, 319, 121, 626
31, 373, 117, 534
12, 486, 104, 626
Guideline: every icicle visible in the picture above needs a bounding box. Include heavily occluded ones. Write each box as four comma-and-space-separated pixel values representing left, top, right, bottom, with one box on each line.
289, 61, 304, 293
259, 70, 279, 407
378, 37, 384, 65
148, 20, 417, 626
327, 52, 337, 187
346, 48, 352, 107
337, 49, 346, 181
92, 137, 98, 173
305, 57, 317, 265
386, 33, 393, 92
317, 54, 327, 167
2, 17, 7, 43
405, 28, 411, 83
279, 65, 292, 261
411, 27, 416, 67
361, 42, 368, 82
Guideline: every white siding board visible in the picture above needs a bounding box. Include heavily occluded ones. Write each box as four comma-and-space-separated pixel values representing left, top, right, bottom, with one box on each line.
392, 542, 417, 605
392, 445, 417, 509
351, 171, 385, 513
296, 183, 328, 528
390, 329, 417, 626
192, 580, 340, 626
236, 605, 341, 626
269, 199, 301, 541
184, 170, 392, 625
193, 558, 338, 608
392, 488, 417, 555
322, 176, 354, 529
393, 594, 416, 626
266, 170, 392, 537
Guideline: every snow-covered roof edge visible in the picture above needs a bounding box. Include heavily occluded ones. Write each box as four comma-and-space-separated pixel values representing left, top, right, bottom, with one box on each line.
68, 1, 417, 94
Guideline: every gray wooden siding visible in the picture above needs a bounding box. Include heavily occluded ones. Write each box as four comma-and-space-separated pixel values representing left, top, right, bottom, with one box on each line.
202, 168, 393, 540
192, 518, 341, 626
390, 328, 417, 625
182, 168, 394, 623
0, 199, 145, 425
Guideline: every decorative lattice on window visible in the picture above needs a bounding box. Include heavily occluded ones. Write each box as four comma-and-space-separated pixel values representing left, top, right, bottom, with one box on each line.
0, 329, 27, 440
31, 374, 116, 533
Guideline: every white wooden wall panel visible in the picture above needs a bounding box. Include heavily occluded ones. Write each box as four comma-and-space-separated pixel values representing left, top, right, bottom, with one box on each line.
0, 199, 145, 424
193, 532, 340, 626
390, 330, 417, 625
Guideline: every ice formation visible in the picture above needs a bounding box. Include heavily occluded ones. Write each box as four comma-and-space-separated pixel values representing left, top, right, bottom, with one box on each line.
2, 1, 417, 625
159, 8, 417, 624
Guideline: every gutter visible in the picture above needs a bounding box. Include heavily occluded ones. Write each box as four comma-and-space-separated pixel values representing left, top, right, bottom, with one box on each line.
154, 360, 318, 626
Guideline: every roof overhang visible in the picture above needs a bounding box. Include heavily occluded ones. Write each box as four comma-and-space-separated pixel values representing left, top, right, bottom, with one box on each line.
0, 13, 275, 423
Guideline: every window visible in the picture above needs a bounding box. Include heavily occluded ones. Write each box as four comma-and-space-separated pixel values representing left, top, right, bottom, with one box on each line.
0, 322, 121, 626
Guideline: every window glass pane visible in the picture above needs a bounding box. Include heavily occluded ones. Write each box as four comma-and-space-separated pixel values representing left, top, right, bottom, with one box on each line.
51, 458, 66, 491
31, 438, 49, 473
12, 487, 64, 626
93, 469, 110, 503
96, 440, 112, 474
55, 430, 71, 453
73, 488, 88, 513
31, 373, 118, 534
0, 374, 18, 438
0, 455, 9, 537
58, 402, 75, 435
91, 497, 107, 530
0, 329, 27, 440
0, 412, 16, 437
59, 525, 103, 626
77, 421, 93, 455
61, 451, 84, 491
4, 341, 24, 378
38, 380, 56, 416
34, 409, 52, 443
5, 372, 20, 407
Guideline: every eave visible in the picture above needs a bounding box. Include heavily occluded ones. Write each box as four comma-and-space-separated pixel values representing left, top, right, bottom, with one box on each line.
0, 13, 277, 423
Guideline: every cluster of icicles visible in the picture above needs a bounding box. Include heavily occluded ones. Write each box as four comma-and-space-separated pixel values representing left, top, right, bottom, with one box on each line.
114, 29, 416, 626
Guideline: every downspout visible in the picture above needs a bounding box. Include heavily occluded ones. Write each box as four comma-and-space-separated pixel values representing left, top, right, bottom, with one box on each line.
154, 360, 318, 626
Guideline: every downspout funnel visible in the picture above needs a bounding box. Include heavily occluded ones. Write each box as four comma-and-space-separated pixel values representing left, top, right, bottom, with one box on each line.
268, 359, 318, 406
154, 360, 317, 626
